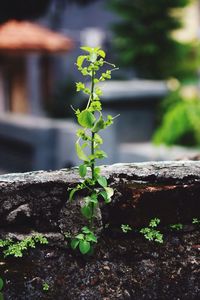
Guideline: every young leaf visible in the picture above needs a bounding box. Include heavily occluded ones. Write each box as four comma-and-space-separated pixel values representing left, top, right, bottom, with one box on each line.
75, 233, 84, 240
95, 150, 107, 159
100, 191, 109, 202
89, 52, 97, 62
90, 193, 98, 204
75, 141, 89, 161
69, 188, 77, 201
80, 46, 92, 53
104, 187, 114, 199
82, 226, 91, 234
70, 239, 79, 250
98, 49, 106, 58
79, 240, 90, 254
97, 176, 107, 187
78, 110, 96, 128
81, 205, 93, 219
79, 164, 87, 177
94, 167, 101, 178
92, 117, 104, 133
86, 234, 97, 243
76, 55, 87, 68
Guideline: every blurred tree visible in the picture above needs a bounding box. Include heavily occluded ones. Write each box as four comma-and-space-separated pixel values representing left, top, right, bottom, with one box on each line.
153, 88, 200, 146
108, 0, 198, 80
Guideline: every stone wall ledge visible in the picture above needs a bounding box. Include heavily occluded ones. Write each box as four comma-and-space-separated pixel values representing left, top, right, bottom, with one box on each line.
0, 161, 200, 299
0, 161, 200, 231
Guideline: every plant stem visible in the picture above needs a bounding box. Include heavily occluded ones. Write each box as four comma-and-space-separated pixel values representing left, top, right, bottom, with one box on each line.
90, 68, 95, 230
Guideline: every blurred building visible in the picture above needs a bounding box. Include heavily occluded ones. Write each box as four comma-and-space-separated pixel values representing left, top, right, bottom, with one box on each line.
0, 1, 199, 174
0, 20, 73, 115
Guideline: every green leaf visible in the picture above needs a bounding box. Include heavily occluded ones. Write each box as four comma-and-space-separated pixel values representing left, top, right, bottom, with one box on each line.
82, 226, 91, 234
100, 191, 108, 202
76, 55, 87, 68
98, 49, 106, 58
75, 141, 89, 161
97, 176, 107, 187
81, 205, 92, 219
79, 164, 87, 177
95, 150, 107, 159
92, 117, 105, 133
69, 188, 77, 201
0, 278, 3, 291
94, 167, 101, 178
75, 233, 84, 240
86, 234, 97, 243
90, 193, 98, 204
80, 46, 92, 52
70, 239, 79, 250
79, 240, 90, 254
78, 110, 96, 128
104, 187, 114, 199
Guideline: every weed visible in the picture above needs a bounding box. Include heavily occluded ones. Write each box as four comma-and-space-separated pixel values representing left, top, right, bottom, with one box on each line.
140, 218, 163, 243
121, 224, 132, 233
69, 46, 118, 254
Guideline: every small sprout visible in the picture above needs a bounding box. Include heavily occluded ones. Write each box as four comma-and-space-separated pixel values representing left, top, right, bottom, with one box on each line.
0, 235, 48, 258
140, 218, 163, 243
192, 218, 200, 225
71, 227, 97, 255
121, 224, 132, 233
64, 232, 71, 239
170, 223, 183, 231
149, 218, 160, 228
42, 282, 49, 292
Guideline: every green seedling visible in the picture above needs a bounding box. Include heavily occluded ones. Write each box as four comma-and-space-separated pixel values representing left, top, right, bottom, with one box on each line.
42, 282, 50, 292
0, 234, 48, 258
121, 224, 132, 233
71, 226, 97, 255
170, 223, 183, 231
192, 218, 200, 225
140, 218, 163, 243
69, 46, 118, 254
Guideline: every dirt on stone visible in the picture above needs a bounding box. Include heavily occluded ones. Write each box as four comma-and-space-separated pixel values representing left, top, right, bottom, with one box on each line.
1, 228, 200, 300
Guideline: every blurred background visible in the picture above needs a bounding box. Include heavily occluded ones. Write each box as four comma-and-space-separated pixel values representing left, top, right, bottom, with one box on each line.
0, 0, 200, 174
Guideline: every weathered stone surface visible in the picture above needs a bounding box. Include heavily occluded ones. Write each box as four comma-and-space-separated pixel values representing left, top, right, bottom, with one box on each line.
0, 161, 200, 230
0, 161, 199, 299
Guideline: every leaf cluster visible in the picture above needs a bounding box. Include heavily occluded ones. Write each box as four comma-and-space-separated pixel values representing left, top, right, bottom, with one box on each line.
140, 218, 163, 243
71, 226, 97, 255
0, 234, 48, 258
192, 218, 200, 225
170, 223, 183, 231
42, 282, 50, 292
153, 89, 200, 147
121, 224, 132, 233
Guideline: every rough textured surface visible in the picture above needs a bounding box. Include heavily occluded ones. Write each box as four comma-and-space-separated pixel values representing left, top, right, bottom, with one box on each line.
0, 161, 200, 230
0, 161, 200, 299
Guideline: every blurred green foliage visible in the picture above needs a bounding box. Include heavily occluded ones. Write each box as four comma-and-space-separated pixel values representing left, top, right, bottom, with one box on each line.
108, 0, 199, 80
153, 88, 200, 147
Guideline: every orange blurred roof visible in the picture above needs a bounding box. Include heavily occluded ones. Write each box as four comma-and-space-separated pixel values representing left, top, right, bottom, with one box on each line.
0, 20, 73, 53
